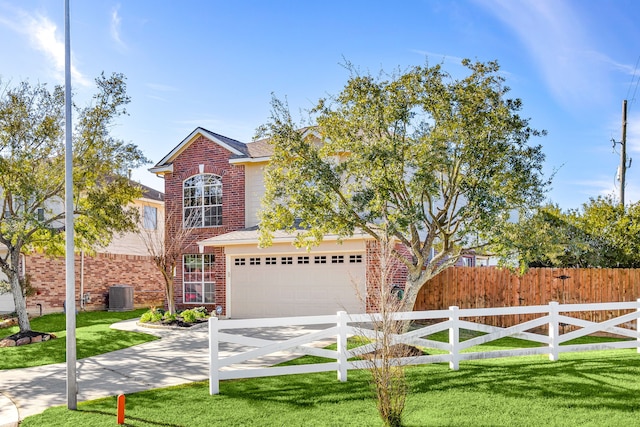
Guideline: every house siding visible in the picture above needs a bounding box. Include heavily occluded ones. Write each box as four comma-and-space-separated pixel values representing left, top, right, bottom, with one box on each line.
244, 162, 267, 228
100, 198, 165, 256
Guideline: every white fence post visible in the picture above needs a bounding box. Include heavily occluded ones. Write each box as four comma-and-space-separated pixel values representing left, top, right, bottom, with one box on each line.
449, 306, 460, 370
637, 299, 640, 354
548, 301, 559, 362
209, 316, 220, 395
337, 311, 348, 382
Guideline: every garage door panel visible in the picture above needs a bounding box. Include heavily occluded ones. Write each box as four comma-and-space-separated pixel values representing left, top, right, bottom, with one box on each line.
230, 253, 365, 318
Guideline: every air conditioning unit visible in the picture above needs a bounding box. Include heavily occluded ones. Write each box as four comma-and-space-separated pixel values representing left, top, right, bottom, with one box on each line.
109, 285, 134, 312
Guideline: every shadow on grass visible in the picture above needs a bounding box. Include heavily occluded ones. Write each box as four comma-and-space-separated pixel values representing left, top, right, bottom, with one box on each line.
408, 351, 640, 414
79, 409, 184, 427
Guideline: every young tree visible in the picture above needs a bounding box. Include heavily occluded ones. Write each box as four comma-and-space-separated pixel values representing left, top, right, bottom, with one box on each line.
499, 197, 640, 269
364, 235, 410, 427
0, 73, 149, 333
258, 59, 548, 313
138, 206, 196, 315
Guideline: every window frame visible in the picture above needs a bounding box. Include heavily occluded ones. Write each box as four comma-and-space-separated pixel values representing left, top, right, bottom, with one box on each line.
182, 254, 215, 304
183, 174, 223, 228
143, 205, 157, 230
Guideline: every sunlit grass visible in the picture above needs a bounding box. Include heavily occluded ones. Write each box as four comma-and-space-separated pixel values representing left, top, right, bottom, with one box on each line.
21, 348, 640, 426
0, 309, 156, 369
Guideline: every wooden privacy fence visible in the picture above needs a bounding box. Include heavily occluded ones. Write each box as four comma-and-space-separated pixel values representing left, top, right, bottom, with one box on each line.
208, 301, 640, 395
413, 267, 640, 327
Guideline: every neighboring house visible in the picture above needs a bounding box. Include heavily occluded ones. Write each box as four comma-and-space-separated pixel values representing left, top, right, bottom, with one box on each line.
150, 127, 480, 318
0, 183, 166, 314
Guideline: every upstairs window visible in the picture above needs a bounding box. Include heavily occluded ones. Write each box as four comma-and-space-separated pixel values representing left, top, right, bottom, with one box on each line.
183, 174, 222, 228
143, 206, 157, 230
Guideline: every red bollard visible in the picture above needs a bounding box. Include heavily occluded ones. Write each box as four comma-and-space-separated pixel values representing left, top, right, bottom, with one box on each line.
117, 394, 126, 424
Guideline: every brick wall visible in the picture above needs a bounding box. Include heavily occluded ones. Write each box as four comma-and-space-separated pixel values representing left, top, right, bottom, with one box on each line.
163, 134, 246, 314
24, 251, 165, 314
365, 240, 410, 312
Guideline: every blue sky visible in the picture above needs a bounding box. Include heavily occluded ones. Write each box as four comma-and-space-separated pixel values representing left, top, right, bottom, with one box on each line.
1, 0, 639, 210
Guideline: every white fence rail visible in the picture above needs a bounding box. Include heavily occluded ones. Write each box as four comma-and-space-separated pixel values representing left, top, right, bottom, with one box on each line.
208, 300, 640, 394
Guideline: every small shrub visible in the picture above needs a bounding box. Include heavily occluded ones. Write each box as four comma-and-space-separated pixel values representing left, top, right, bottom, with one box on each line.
140, 311, 153, 323
180, 309, 197, 323
193, 306, 208, 318
163, 312, 177, 322
140, 307, 163, 323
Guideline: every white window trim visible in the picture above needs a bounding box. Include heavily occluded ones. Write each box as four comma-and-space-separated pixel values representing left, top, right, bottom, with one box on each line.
183, 173, 223, 228
182, 254, 215, 304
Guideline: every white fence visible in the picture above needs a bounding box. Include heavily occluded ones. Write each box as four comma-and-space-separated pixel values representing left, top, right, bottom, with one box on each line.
208, 300, 640, 394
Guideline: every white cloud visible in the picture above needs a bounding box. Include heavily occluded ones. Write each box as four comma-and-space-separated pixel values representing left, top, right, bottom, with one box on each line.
572, 174, 640, 205
110, 4, 127, 51
410, 50, 465, 66
473, 0, 610, 109
0, 5, 90, 87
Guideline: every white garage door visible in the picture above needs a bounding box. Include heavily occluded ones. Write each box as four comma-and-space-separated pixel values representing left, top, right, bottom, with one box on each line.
230, 253, 366, 318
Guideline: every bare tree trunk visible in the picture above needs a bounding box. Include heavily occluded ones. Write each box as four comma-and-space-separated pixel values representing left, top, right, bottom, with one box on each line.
165, 275, 175, 315
7, 252, 30, 332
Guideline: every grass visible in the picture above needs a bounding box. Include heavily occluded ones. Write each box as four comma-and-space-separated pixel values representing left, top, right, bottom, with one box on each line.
19, 348, 640, 427
0, 309, 157, 369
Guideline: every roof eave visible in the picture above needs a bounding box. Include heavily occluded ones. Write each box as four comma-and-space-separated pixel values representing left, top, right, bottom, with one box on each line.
152, 127, 246, 170
229, 156, 271, 165
149, 164, 173, 175
198, 232, 373, 250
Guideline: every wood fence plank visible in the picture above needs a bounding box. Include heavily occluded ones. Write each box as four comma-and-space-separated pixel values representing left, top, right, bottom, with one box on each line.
415, 267, 640, 328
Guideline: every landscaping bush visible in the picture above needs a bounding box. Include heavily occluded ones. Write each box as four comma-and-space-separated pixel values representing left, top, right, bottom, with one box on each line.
140, 308, 163, 323
180, 309, 197, 323
193, 306, 209, 318
163, 312, 177, 322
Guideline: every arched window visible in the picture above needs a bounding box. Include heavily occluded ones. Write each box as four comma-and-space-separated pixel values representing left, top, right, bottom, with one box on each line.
183, 174, 222, 227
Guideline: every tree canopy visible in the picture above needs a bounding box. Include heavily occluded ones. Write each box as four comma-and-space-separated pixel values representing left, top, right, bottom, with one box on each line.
258, 59, 548, 312
498, 196, 640, 269
0, 73, 149, 332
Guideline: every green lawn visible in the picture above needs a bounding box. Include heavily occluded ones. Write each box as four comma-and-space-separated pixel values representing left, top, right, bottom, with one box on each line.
0, 309, 157, 369
20, 349, 640, 427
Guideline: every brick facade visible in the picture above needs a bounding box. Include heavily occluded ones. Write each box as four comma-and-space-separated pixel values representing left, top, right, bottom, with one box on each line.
24, 251, 165, 315
365, 240, 410, 312
163, 135, 246, 314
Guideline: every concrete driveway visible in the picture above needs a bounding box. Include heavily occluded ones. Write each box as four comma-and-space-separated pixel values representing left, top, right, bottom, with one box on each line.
0, 319, 326, 426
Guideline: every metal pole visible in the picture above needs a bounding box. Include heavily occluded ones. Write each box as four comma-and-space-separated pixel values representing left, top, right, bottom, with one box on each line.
620, 99, 627, 207
64, 0, 77, 410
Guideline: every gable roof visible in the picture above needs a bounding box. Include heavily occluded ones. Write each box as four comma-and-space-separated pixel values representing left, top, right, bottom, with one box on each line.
135, 181, 164, 202
149, 127, 262, 174
149, 126, 327, 174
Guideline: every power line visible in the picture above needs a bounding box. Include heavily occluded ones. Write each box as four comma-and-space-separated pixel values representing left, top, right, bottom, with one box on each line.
626, 55, 640, 112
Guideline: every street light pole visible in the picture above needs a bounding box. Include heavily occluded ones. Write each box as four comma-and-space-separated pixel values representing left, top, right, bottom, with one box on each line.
64, 0, 77, 410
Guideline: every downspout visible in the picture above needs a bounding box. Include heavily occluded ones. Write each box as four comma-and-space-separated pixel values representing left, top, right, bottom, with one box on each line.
80, 250, 84, 310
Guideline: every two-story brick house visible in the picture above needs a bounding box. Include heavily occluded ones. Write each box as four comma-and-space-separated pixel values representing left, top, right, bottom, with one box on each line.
150, 127, 386, 318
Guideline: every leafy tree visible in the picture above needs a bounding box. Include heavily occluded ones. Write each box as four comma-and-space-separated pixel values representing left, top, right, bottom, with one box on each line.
0, 73, 149, 333
503, 197, 640, 269
258, 59, 548, 313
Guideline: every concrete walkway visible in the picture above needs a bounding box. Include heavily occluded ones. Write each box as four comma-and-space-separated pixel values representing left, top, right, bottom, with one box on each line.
0, 319, 323, 426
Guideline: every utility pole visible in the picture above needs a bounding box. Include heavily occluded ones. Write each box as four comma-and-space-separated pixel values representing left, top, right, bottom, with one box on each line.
620, 99, 628, 207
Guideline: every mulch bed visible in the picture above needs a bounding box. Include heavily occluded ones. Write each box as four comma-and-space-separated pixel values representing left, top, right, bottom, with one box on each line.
363, 343, 424, 359
0, 330, 56, 347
